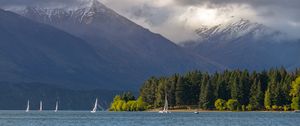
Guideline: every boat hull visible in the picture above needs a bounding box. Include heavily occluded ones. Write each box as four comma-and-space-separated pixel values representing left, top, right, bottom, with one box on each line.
158, 111, 171, 114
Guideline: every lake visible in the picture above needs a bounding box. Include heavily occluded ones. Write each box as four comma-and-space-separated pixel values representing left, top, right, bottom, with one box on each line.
0, 111, 299, 126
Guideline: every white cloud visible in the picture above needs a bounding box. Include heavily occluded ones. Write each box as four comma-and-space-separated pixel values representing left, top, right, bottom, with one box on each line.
100, 1, 261, 42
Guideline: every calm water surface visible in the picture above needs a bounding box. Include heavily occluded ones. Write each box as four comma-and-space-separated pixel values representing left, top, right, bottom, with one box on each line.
0, 111, 299, 126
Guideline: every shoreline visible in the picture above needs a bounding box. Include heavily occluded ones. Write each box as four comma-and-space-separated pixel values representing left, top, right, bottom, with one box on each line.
146, 108, 295, 113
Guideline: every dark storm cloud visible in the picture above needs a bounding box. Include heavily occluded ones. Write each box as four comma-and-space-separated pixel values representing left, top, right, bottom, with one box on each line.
0, 0, 82, 8
174, 0, 300, 8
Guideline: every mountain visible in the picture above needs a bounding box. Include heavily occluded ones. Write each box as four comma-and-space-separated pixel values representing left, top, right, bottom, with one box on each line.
0, 7, 217, 109
181, 18, 300, 70
0, 9, 116, 89
14, 0, 221, 90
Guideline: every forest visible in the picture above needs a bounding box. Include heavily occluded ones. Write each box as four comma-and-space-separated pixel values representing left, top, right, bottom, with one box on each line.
135, 68, 300, 111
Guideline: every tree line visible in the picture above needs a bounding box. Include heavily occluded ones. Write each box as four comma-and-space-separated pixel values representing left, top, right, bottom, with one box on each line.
139, 68, 300, 111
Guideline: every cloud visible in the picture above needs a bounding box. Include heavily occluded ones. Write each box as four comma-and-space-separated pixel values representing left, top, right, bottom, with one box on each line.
102, 0, 300, 42
0, 0, 104, 9
0, 0, 79, 7
0, 0, 299, 42
100, 0, 258, 42
174, 0, 300, 8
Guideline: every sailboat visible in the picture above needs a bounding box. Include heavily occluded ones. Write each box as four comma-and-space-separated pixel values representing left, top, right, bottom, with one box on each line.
54, 101, 58, 112
91, 98, 98, 113
159, 95, 170, 113
25, 100, 30, 112
39, 101, 43, 111
194, 105, 200, 114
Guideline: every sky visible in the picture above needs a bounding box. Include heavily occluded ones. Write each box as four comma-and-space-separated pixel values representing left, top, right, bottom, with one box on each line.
0, 0, 299, 43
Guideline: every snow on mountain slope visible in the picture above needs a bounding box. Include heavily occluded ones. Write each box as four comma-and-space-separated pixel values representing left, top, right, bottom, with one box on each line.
182, 18, 286, 47
181, 18, 300, 70
16, 0, 120, 25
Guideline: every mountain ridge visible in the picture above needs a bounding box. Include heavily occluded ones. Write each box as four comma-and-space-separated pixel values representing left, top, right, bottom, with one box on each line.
181, 17, 300, 70
0, 9, 114, 89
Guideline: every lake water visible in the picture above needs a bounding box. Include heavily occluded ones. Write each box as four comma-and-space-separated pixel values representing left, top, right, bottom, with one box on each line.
0, 111, 299, 126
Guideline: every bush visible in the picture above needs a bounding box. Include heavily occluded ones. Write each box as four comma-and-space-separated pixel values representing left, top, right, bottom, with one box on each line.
110, 95, 122, 111
241, 105, 246, 111
136, 97, 147, 111
226, 99, 239, 111
284, 105, 291, 111
265, 105, 271, 111
215, 99, 226, 111
272, 105, 279, 111
122, 102, 128, 111
291, 97, 300, 110
110, 95, 148, 111
246, 104, 253, 111
290, 77, 300, 110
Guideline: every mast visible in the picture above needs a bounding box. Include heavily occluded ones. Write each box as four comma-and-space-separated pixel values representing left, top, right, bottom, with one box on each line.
26, 100, 30, 112
158, 92, 170, 113
163, 95, 168, 111
91, 98, 98, 113
55, 101, 58, 112
39, 101, 43, 111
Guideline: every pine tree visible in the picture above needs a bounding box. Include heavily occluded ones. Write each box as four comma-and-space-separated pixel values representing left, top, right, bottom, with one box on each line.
264, 88, 271, 110
256, 81, 264, 108
249, 80, 259, 109
140, 77, 158, 107
230, 77, 239, 100
268, 76, 278, 106
168, 76, 177, 107
199, 76, 214, 110
175, 77, 185, 106
186, 71, 201, 105
154, 78, 166, 107
239, 70, 250, 105
290, 77, 300, 110
121, 92, 135, 102
249, 80, 263, 110
199, 74, 208, 109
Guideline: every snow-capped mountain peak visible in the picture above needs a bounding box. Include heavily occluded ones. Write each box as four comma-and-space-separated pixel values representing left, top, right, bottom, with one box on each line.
192, 18, 285, 45
181, 17, 300, 71
15, 0, 119, 24
84, 0, 109, 14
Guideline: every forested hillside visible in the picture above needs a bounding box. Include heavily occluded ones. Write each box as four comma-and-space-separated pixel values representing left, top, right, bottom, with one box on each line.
140, 68, 300, 111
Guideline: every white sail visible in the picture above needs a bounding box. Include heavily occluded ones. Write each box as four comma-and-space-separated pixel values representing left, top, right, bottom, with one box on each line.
26, 100, 30, 112
39, 101, 43, 111
54, 101, 58, 112
159, 95, 170, 113
163, 95, 168, 111
91, 98, 98, 113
